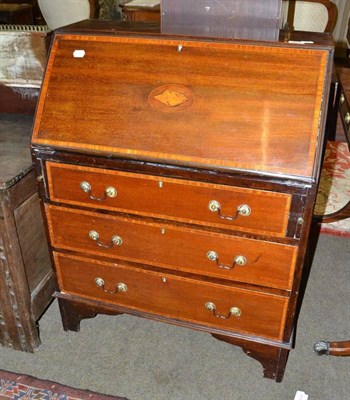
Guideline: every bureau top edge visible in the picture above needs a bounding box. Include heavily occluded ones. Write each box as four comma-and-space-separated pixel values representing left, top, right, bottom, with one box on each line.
31, 145, 314, 189
55, 20, 335, 50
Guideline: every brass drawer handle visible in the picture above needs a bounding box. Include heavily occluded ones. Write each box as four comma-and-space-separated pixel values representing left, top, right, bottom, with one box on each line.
88, 230, 123, 248
80, 181, 117, 201
206, 251, 247, 270
345, 112, 350, 125
95, 277, 127, 294
205, 302, 241, 319
340, 94, 345, 104
208, 200, 251, 221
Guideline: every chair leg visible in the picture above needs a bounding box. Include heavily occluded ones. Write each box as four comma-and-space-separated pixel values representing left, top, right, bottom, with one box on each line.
314, 340, 350, 356
314, 199, 350, 223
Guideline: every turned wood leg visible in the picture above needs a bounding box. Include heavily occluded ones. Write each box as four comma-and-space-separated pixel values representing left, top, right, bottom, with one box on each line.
314, 340, 350, 356
212, 334, 290, 382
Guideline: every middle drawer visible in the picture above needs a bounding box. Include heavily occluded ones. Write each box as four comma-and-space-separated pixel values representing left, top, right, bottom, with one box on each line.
46, 205, 297, 290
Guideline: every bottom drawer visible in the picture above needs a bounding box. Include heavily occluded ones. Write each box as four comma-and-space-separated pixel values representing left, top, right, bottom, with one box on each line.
54, 252, 288, 341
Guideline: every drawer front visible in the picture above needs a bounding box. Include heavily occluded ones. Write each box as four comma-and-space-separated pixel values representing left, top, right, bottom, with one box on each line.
46, 205, 297, 290
46, 162, 291, 237
54, 252, 288, 340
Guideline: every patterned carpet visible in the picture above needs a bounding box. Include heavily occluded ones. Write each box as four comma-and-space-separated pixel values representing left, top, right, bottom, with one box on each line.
0, 370, 127, 400
315, 141, 350, 237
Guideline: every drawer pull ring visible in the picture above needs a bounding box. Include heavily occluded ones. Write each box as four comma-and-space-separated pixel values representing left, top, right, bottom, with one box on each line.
206, 251, 247, 270
80, 181, 118, 201
95, 277, 128, 294
208, 201, 251, 221
88, 230, 123, 248
205, 302, 241, 319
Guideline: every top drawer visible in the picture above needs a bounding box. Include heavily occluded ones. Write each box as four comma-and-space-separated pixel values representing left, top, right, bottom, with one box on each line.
46, 162, 291, 237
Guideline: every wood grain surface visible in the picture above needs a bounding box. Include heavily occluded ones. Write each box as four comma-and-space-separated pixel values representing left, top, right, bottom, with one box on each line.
46, 204, 297, 290
32, 33, 331, 180
46, 162, 291, 237
55, 252, 288, 341
0, 113, 33, 189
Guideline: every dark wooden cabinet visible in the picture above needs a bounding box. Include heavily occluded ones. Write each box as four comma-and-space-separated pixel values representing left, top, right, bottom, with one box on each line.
0, 0, 44, 25
0, 25, 52, 114
31, 21, 333, 381
0, 113, 54, 351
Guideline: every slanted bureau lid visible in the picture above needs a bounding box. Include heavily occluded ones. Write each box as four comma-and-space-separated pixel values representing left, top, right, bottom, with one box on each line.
32, 31, 332, 182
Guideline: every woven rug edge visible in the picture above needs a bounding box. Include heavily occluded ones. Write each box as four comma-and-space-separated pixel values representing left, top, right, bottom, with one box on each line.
0, 369, 128, 400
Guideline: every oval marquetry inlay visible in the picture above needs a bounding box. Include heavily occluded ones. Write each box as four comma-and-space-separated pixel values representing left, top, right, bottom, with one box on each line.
148, 84, 194, 113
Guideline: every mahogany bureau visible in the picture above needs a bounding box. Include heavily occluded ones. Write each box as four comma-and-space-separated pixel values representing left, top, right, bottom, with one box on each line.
31, 21, 333, 382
